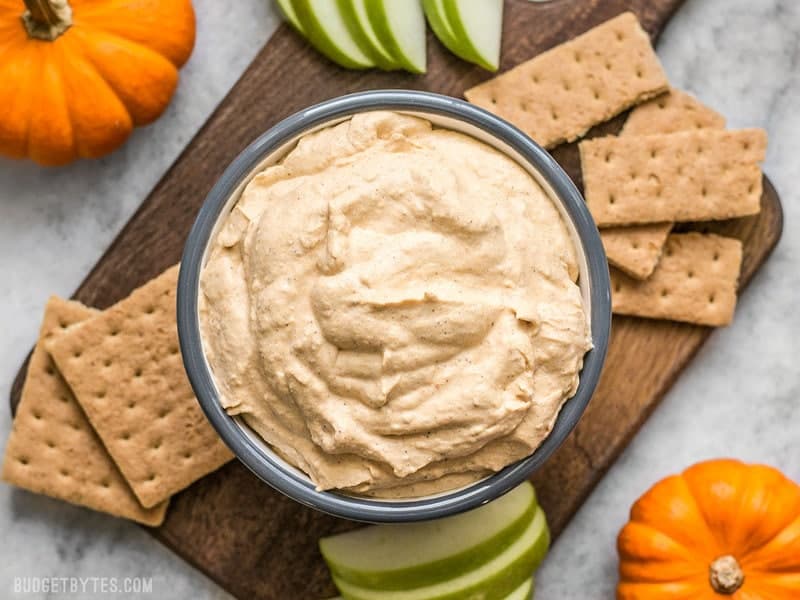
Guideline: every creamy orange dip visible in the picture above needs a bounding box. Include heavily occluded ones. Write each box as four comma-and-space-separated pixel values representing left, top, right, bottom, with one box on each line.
199, 111, 590, 498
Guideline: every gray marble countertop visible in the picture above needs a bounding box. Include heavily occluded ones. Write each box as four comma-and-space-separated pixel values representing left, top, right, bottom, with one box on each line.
1, 0, 797, 598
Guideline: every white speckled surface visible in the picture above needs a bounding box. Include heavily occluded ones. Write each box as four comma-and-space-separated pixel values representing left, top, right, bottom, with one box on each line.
1, 0, 797, 598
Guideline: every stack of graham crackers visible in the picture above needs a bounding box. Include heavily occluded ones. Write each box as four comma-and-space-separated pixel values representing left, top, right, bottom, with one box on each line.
466, 12, 766, 327
2, 266, 232, 526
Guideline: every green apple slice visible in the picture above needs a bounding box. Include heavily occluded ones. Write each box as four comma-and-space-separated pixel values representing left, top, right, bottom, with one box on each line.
422, 0, 480, 65
338, 0, 401, 70
292, 0, 375, 69
275, 0, 305, 35
421, 0, 457, 47
443, 0, 504, 71
321, 482, 537, 590
332, 506, 549, 600
365, 0, 427, 74
506, 578, 533, 600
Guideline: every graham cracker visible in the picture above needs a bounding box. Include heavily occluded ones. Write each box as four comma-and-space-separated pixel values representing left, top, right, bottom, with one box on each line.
464, 12, 669, 148
600, 223, 673, 279
46, 266, 233, 508
1, 297, 168, 526
621, 88, 726, 135
611, 233, 743, 326
581, 128, 767, 226
600, 90, 726, 279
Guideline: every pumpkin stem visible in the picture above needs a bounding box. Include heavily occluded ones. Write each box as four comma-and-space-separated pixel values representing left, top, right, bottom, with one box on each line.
709, 555, 744, 594
21, 0, 72, 41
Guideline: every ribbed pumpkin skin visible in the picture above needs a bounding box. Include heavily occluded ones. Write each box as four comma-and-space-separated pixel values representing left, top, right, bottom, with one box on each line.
0, 0, 195, 165
617, 459, 800, 599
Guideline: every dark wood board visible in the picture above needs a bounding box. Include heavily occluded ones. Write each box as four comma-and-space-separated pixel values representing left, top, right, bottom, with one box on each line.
8, 0, 784, 598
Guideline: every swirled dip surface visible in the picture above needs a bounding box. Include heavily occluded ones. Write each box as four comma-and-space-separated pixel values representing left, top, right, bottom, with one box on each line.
199, 112, 591, 497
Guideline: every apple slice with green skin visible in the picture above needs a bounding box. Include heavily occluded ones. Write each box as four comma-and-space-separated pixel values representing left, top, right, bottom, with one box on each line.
506, 578, 533, 600
321, 482, 538, 590
422, 0, 481, 65
442, 0, 504, 71
275, 0, 305, 35
338, 0, 401, 70
365, 0, 427, 74
292, 0, 375, 69
328, 582, 533, 600
332, 506, 549, 600
345, 578, 531, 600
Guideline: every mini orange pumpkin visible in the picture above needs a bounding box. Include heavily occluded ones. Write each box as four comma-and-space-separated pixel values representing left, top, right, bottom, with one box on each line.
618, 459, 800, 599
0, 0, 195, 165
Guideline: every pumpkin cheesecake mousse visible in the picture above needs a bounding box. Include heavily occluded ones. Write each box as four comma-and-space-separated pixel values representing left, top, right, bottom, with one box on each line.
198, 111, 591, 498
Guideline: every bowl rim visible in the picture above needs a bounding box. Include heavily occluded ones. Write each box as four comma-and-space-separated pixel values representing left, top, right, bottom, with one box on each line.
177, 90, 611, 523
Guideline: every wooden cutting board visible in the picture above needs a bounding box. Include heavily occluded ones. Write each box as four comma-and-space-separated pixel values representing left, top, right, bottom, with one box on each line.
9, 0, 783, 598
